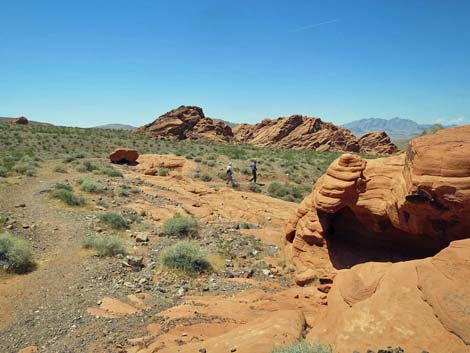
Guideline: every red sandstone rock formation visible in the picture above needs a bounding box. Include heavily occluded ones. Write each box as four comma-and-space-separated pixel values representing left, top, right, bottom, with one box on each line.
233, 115, 361, 153
358, 130, 399, 155
135, 106, 233, 142
285, 125, 470, 352
233, 115, 397, 154
9, 116, 29, 125
109, 148, 139, 164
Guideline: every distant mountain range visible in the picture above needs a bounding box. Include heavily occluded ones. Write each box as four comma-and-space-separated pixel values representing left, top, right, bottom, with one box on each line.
93, 124, 136, 130
343, 118, 434, 139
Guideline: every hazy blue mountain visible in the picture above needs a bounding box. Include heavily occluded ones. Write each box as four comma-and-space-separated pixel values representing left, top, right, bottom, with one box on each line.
343, 117, 432, 139
93, 124, 136, 130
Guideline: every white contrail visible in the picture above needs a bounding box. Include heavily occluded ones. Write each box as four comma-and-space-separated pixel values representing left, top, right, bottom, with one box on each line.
294, 18, 340, 32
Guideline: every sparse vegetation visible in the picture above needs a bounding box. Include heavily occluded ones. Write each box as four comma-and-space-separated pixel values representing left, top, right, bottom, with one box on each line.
53, 164, 68, 173
0, 232, 35, 273
82, 234, 127, 257
160, 241, 211, 274
161, 214, 198, 238
272, 341, 333, 353
51, 189, 85, 206
79, 178, 106, 193
101, 167, 123, 177
159, 167, 169, 176
268, 182, 310, 202
98, 212, 129, 229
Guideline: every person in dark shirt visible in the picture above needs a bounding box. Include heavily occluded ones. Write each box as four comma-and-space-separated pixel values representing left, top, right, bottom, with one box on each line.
249, 160, 257, 184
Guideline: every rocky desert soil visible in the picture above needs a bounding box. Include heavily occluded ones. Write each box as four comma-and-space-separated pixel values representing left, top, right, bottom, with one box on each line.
0, 156, 325, 353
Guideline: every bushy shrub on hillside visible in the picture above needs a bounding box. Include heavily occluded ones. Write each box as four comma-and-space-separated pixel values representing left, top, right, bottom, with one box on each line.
158, 168, 169, 176
51, 189, 85, 206
98, 212, 129, 229
161, 214, 198, 238
79, 178, 106, 193
77, 160, 98, 172
160, 241, 211, 274
53, 164, 68, 173
0, 232, 35, 273
200, 173, 212, 182
272, 341, 333, 353
268, 182, 310, 203
101, 167, 123, 177
82, 234, 127, 257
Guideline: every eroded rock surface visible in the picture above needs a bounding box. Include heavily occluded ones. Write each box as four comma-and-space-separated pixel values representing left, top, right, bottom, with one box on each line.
285, 125, 470, 353
109, 148, 139, 164
135, 106, 233, 142
358, 131, 399, 155
10, 116, 29, 125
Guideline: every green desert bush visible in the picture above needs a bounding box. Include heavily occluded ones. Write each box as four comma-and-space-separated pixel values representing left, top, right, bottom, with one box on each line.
200, 173, 212, 182
98, 212, 129, 229
51, 189, 85, 206
82, 234, 127, 257
101, 167, 123, 177
268, 182, 309, 203
159, 167, 169, 176
248, 183, 262, 193
77, 160, 98, 172
161, 214, 198, 238
160, 241, 211, 274
272, 341, 333, 353
0, 166, 8, 177
0, 232, 35, 273
79, 178, 106, 193
53, 164, 68, 173
54, 182, 73, 191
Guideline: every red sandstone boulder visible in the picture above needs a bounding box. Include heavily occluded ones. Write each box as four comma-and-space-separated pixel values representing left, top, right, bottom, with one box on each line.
109, 148, 139, 164
10, 116, 29, 125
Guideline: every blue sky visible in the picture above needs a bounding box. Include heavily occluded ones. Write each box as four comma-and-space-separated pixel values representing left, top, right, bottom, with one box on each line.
1, 0, 469, 127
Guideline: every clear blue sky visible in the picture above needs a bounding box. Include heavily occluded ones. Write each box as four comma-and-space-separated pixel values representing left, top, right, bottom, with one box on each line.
1, 0, 469, 127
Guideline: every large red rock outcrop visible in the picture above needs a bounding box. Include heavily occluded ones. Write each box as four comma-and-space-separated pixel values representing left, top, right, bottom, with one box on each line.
285, 125, 470, 352
9, 116, 29, 125
135, 106, 233, 142
109, 148, 139, 164
233, 115, 398, 154
308, 239, 470, 353
358, 130, 399, 155
233, 115, 361, 153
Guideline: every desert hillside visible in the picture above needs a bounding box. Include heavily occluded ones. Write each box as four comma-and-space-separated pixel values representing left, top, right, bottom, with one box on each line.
0, 121, 469, 353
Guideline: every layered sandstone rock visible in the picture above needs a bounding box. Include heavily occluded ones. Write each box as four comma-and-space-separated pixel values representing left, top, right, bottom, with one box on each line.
109, 148, 139, 164
135, 106, 233, 142
285, 125, 470, 353
308, 239, 470, 353
358, 131, 399, 155
9, 116, 29, 125
233, 115, 361, 153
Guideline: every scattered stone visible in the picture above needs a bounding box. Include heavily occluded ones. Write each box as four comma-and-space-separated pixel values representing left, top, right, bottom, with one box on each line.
126, 255, 144, 268
135, 233, 149, 243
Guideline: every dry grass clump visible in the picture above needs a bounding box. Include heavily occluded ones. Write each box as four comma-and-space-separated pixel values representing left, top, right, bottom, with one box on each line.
82, 234, 127, 257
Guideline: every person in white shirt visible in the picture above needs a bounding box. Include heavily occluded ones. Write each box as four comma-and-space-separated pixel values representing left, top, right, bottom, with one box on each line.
226, 162, 234, 186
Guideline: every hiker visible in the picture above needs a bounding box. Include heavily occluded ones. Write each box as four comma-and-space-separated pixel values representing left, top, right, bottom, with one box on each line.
226, 162, 235, 186
249, 160, 257, 183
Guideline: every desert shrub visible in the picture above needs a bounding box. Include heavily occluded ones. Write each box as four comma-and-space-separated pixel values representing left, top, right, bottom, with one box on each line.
14, 156, 39, 176
101, 167, 123, 177
160, 241, 211, 274
54, 182, 73, 191
241, 167, 251, 175
98, 212, 129, 229
161, 214, 198, 238
193, 172, 201, 179
207, 154, 217, 160
200, 173, 212, 182
0, 166, 8, 177
159, 168, 169, 176
194, 157, 202, 163
248, 183, 262, 193
79, 178, 106, 193
82, 234, 127, 257
268, 182, 309, 203
51, 189, 85, 206
53, 164, 68, 173
272, 341, 333, 353
0, 232, 35, 273
240, 222, 254, 229
77, 160, 98, 172
207, 160, 215, 167
217, 171, 227, 180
